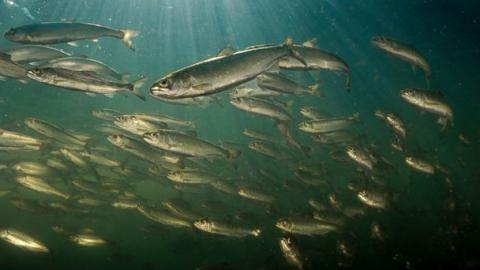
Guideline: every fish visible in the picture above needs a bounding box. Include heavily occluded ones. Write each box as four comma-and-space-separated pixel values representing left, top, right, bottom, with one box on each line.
80, 151, 121, 167
59, 148, 90, 169
0, 51, 27, 78
13, 161, 52, 176
345, 146, 376, 171
277, 42, 351, 90
400, 88, 453, 132
143, 130, 238, 159
230, 97, 291, 122
312, 131, 359, 145
26, 67, 146, 101
193, 219, 261, 237
92, 108, 122, 121
256, 72, 320, 96
132, 113, 195, 128
242, 128, 277, 142
279, 237, 304, 270
162, 199, 202, 221
107, 134, 182, 165
24, 118, 87, 147
137, 204, 192, 228
374, 110, 407, 138
276, 121, 310, 157
15, 175, 69, 199
308, 199, 327, 212
0, 229, 49, 253
0, 128, 44, 148
38, 56, 129, 82
113, 115, 167, 136
167, 170, 219, 184
371, 36, 430, 88
209, 180, 237, 195
300, 106, 331, 120
1, 45, 70, 64
298, 113, 359, 133
405, 156, 435, 175
5, 22, 139, 50
248, 140, 288, 160
357, 189, 388, 209
230, 86, 282, 99
275, 218, 338, 236
150, 38, 305, 98
70, 234, 109, 247
238, 187, 274, 203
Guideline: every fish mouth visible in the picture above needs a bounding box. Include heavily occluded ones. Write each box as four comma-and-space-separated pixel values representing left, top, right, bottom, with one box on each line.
149, 86, 180, 99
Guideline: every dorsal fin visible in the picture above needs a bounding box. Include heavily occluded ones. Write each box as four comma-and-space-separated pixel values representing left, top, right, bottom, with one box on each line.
216, 46, 236, 57
302, 38, 317, 48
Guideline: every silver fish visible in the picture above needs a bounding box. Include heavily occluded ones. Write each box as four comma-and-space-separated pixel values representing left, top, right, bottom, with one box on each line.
5, 22, 139, 50
26, 67, 146, 100
38, 56, 129, 82
1, 45, 70, 64
371, 36, 430, 88
150, 38, 305, 98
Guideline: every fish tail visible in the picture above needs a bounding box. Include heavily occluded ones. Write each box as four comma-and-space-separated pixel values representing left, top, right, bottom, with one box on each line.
130, 77, 147, 101
120, 29, 140, 51
308, 83, 321, 96
251, 229, 261, 237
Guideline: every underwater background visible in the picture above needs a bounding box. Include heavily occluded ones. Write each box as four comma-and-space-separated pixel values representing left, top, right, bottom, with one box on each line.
0, 0, 479, 269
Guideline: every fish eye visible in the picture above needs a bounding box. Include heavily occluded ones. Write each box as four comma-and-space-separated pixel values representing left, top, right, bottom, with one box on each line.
6, 28, 16, 35
158, 79, 170, 88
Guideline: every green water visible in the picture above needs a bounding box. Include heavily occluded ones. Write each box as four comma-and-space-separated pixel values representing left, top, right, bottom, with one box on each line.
1, 0, 479, 269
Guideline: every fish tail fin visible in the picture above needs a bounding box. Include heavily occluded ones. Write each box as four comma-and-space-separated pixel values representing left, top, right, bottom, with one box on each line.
251, 229, 261, 237
120, 29, 140, 51
130, 77, 147, 101
308, 83, 321, 96
120, 73, 130, 83
226, 148, 241, 160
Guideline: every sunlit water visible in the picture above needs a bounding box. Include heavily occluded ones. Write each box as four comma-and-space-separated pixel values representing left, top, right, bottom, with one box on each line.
0, 0, 479, 269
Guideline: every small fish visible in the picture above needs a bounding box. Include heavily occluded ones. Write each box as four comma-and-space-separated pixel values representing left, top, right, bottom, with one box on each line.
371, 36, 430, 88
230, 97, 291, 122
298, 113, 359, 134
257, 72, 320, 96
16, 175, 69, 199
26, 67, 146, 101
279, 237, 304, 270
70, 233, 109, 247
275, 218, 338, 236
1, 45, 70, 64
5, 22, 139, 50
401, 89, 453, 132
238, 187, 274, 203
277, 42, 351, 90
0, 51, 27, 79
194, 219, 261, 237
405, 156, 435, 175
0, 229, 49, 253
38, 56, 129, 82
